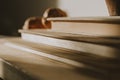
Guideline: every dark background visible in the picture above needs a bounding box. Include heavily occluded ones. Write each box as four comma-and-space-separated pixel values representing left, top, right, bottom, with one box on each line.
0, 0, 58, 36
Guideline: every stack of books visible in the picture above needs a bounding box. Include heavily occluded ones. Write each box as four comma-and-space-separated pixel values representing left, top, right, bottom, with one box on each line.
3, 17, 120, 80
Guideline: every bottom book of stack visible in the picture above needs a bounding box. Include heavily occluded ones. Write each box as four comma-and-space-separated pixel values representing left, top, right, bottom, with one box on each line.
0, 38, 108, 80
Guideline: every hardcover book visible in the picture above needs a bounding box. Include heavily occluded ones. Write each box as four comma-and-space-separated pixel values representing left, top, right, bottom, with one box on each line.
47, 16, 120, 37
19, 29, 120, 59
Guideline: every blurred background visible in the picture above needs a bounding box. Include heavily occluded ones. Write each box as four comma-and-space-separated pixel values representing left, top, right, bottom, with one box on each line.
0, 0, 108, 36
0, 0, 58, 36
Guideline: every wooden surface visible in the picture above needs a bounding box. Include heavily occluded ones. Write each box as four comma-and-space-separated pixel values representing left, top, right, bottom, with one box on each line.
105, 0, 120, 16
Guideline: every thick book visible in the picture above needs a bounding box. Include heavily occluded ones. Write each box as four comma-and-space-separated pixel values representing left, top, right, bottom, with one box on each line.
47, 16, 120, 37
0, 41, 100, 80
0, 38, 109, 80
19, 29, 120, 59
3, 38, 120, 78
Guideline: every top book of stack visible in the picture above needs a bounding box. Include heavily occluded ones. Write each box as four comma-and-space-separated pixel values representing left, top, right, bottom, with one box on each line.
47, 16, 120, 37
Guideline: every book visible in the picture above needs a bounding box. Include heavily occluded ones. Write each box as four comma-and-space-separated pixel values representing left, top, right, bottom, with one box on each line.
0, 38, 108, 80
47, 16, 120, 37
4, 38, 120, 69
19, 29, 120, 59
4, 37, 120, 80
1, 35, 120, 80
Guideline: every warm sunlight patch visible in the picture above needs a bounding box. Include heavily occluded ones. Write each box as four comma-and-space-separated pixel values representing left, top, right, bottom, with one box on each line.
58, 0, 109, 17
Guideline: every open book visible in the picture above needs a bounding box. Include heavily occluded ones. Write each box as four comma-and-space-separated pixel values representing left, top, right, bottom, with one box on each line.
47, 16, 120, 37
